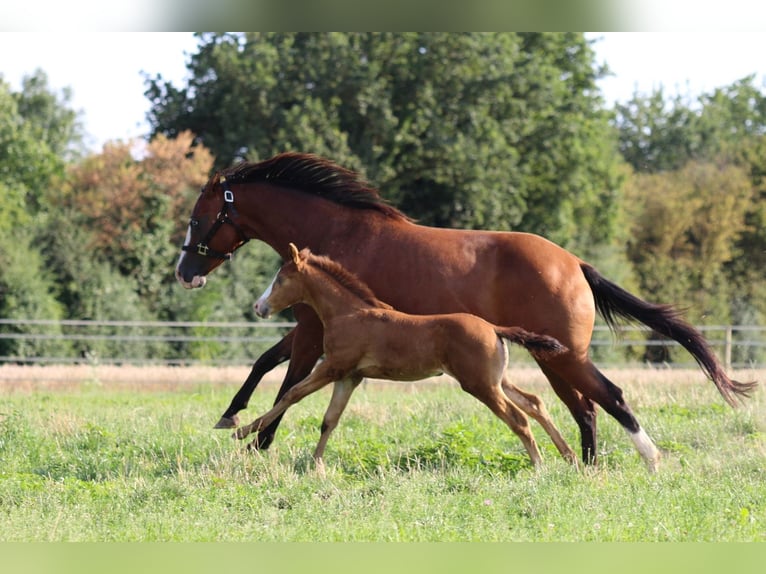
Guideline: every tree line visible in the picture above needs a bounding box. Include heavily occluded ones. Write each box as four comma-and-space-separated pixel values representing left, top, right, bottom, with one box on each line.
1, 32, 764, 364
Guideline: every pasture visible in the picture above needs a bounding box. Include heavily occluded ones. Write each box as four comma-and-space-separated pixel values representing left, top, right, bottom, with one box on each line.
0, 364, 764, 542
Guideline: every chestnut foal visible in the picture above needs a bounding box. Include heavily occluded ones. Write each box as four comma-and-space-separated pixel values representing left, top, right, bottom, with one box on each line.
235, 244, 576, 468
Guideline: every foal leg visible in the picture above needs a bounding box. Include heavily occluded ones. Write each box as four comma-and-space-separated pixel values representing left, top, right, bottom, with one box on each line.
234, 361, 338, 441
461, 382, 543, 467
501, 379, 578, 465
214, 329, 294, 429
313, 376, 363, 464
251, 310, 324, 450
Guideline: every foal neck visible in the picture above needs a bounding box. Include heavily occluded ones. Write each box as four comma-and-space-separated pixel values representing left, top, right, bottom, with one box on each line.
301, 259, 391, 322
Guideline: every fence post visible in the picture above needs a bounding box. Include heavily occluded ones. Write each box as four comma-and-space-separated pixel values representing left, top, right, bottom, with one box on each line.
724, 326, 733, 372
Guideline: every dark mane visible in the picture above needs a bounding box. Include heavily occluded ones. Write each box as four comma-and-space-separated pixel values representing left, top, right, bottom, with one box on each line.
306, 253, 393, 310
223, 152, 411, 221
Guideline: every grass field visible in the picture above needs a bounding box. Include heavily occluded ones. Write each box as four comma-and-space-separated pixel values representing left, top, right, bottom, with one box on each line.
0, 364, 764, 541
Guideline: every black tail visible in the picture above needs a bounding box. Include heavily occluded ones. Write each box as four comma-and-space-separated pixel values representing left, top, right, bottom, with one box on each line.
580, 263, 757, 406
495, 326, 568, 360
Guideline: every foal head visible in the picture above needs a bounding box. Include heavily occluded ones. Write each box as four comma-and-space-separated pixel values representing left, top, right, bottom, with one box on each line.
253, 243, 308, 319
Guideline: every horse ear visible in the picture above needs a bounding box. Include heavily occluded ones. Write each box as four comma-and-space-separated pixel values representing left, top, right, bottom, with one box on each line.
288, 243, 301, 265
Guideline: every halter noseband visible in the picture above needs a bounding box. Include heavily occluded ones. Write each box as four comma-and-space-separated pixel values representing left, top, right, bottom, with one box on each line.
182, 176, 250, 261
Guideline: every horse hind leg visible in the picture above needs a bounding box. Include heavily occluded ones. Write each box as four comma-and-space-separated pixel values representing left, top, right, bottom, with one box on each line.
581, 366, 660, 472
544, 358, 660, 472
501, 379, 578, 466
537, 359, 599, 466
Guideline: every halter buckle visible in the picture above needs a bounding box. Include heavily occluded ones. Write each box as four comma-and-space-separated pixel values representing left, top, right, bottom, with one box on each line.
196, 243, 210, 256
223, 190, 234, 203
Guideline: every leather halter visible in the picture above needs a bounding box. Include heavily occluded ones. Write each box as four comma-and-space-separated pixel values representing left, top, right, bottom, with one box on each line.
182, 176, 250, 260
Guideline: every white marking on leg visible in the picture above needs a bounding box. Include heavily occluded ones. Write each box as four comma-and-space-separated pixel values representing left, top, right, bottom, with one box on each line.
628, 427, 661, 472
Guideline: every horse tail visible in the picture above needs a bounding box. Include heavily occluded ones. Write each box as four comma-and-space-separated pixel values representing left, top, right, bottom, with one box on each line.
495, 326, 567, 359
580, 263, 757, 406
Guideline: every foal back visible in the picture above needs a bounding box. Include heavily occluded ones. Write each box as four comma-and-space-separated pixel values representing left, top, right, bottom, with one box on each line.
324, 309, 563, 384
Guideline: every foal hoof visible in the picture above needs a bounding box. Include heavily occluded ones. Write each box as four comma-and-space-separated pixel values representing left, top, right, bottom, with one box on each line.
232, 427, 249, 440
213, 415, 239, 429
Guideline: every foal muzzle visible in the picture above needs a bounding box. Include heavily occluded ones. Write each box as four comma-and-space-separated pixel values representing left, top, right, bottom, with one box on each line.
253, 299, 271, 319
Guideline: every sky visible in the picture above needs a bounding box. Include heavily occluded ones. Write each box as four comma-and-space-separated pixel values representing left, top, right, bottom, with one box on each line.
1, 32, 766, 152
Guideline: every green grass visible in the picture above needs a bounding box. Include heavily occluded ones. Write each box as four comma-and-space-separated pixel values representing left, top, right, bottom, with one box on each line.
1, 369, 764, 541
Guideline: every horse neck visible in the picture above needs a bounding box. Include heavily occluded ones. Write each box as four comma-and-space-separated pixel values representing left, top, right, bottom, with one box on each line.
240, 183, 372, 258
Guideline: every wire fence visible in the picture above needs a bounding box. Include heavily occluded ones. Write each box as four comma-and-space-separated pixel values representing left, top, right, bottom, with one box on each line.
1, 319, 765, 369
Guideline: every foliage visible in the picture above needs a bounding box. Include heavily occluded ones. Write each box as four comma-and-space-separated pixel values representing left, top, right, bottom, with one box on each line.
12, 69, 85, 160
0, 230, 69, 359
55, 132, 213, 304
0, 72, 82, 360
623, 161, 754, 322
0, 74, 71, 235
614, 76, 766, 328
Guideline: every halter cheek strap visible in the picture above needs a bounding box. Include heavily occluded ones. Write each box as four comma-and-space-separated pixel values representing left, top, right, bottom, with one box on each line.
182, 177, 250, 261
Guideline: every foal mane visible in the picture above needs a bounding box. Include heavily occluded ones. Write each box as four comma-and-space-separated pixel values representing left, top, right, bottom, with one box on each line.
305, 253, 393, 310
223, 152, 411, 221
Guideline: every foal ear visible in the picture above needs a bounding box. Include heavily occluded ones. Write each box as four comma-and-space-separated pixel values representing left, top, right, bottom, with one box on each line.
288, 243, 301, 265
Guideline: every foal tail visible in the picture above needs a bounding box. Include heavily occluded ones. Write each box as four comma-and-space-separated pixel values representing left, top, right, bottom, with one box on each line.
495, 326, 567, 360
580, 263, 757, 406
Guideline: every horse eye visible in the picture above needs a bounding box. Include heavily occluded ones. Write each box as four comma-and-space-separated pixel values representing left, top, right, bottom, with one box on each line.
190, 218, 199, 228
199, 186, 205, 194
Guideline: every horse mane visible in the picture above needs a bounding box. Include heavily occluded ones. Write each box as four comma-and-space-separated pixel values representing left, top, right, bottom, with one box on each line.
222, 152, 412, 221
305, 252, 394, 310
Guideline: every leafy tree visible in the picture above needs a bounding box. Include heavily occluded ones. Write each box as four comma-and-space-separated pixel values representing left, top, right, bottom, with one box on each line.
615, 77, 766, 332
54, 132, 214, 312
614, 89, 699, 173
12, 69, 85, 160
0, 72, 81, 228
0, 72, 83, 360
146, 32, 622, 251
623, 160, 754, 324
0, 230, 69, 360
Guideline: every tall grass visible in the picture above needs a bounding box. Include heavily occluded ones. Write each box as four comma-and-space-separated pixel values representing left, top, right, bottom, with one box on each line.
0, 366, 764, 541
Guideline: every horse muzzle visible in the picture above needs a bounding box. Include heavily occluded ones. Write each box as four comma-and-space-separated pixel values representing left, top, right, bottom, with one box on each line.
175, 267, 207, 289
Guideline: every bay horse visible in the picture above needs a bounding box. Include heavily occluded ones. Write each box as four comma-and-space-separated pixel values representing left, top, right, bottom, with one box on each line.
175, 152, 756, 471
237, 243, 574, 468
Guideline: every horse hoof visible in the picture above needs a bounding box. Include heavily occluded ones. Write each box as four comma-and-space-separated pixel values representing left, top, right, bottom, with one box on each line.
214, 416, 239, 429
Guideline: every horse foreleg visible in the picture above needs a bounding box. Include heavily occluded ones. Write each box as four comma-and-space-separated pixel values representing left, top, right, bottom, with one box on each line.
214, 330, 295, 429
234, 362, 338, 441
501, 379, 578, 467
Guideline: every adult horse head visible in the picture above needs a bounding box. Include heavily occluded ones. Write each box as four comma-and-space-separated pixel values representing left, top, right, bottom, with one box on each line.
175, 152, 757, 471
175, 173, 251, 289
